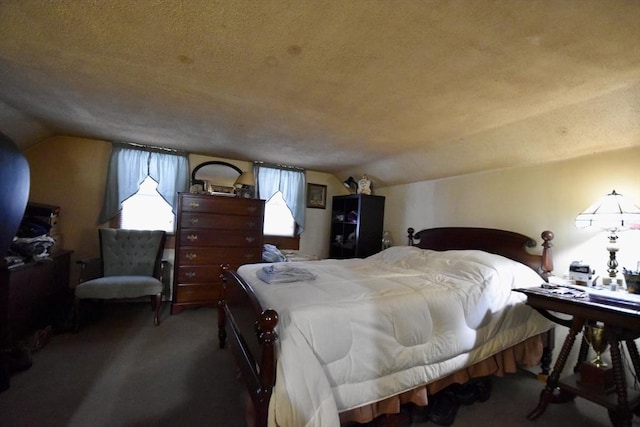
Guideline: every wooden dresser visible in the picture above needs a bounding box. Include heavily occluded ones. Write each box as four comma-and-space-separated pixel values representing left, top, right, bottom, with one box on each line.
1, 249, 72, 391
171, 193, 264, 314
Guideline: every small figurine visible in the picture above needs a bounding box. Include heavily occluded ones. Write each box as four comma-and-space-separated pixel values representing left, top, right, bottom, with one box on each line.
357, 175, 372, 195
382, 231, 393, 250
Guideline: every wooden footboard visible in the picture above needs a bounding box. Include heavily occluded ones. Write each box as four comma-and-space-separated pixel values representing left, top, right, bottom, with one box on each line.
219, 265, 277, 427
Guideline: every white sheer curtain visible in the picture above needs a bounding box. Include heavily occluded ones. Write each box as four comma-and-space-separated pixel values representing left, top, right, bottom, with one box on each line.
255, 163, 306, 234
98, 143, 189, 224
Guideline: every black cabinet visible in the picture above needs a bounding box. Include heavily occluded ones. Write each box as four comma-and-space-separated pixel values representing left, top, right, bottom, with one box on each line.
329, 194, 385, 259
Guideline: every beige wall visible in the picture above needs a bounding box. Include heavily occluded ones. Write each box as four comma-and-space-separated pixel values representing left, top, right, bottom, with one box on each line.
24, 137, 640, 285
24, 136, 111, 267
378, 146, 640, 279
23, 136, 345, 284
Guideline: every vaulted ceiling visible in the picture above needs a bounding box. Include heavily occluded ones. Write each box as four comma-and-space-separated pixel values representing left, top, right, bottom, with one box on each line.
0, 1, 638, 186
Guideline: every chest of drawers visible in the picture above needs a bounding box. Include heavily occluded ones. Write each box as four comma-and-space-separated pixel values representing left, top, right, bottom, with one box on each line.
171, 193, 264, 314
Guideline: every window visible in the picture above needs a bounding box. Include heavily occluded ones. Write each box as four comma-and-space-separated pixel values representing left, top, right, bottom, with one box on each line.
263, 191, 296, 236
255, 163, 306, 234
120, 176, 174, 232
98, 142, 189, 229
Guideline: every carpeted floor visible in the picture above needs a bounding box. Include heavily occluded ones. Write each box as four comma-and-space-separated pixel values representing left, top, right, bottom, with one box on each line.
0, 302, 633, 426
0, 302, 245, 427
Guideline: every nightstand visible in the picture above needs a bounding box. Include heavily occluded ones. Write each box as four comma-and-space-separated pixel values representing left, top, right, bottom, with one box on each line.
515, 286, 640, 427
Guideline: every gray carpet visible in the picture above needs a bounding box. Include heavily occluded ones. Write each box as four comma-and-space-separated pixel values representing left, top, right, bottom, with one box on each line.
0, 302, 632, 426
0, 302, 245, 427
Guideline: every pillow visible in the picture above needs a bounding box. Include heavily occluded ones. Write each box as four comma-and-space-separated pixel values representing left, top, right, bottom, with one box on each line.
367, 245, 431, 269
370, 246, 543, 289
422, 249, 544, 290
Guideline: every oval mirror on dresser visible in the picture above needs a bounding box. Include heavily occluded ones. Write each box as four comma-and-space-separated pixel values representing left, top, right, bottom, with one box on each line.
190, 161, 243, 194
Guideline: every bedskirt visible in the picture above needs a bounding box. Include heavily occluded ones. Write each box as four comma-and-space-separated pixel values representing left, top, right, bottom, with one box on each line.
338, 333, 544, 424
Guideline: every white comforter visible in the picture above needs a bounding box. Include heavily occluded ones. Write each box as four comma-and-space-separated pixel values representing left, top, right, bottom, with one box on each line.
236, 246, 551, 427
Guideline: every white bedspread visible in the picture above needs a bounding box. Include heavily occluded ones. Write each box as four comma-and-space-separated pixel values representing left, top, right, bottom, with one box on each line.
236, 246, 551, 427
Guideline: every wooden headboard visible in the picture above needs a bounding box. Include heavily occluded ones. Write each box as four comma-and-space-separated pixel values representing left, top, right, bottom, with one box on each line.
407, 227, 554, 278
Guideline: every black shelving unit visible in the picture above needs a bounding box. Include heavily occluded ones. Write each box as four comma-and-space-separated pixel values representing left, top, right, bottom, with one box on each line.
329, 194, 385, 259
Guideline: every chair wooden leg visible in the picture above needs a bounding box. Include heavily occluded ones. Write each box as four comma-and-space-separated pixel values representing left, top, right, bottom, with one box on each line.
151, 294, 161, 326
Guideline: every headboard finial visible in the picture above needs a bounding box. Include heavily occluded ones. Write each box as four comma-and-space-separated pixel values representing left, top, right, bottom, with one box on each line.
540, 231, 554, 278
407, 227, 415, 245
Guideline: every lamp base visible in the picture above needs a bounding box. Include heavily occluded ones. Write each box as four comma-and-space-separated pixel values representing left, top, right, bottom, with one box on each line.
579, 362, 615, 393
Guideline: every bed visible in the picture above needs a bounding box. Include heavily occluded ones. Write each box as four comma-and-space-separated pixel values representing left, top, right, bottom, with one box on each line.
218, 227, 555, 427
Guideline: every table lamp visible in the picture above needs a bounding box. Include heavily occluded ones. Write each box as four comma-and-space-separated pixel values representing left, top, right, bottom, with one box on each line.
235, 171, 255, 187
234, 171, 256, 198
575, 190, 640, 280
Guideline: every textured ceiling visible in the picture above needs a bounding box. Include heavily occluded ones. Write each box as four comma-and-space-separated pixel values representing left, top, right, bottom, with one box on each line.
0, 0, 638, 186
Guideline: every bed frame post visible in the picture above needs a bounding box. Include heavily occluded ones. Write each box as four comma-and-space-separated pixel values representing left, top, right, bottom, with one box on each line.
219, 264, 279, 427
407, 227, 415, 246
537, 230, 555, 378
219, 264, 229, 349
255, 309, 278, 427
540, 231, 554, 281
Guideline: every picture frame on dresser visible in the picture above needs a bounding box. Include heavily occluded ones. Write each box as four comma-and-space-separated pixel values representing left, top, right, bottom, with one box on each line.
306, 183, 327, 209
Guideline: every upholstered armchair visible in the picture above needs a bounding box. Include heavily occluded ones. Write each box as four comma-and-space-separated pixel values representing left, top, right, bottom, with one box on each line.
74, 228, 167, 330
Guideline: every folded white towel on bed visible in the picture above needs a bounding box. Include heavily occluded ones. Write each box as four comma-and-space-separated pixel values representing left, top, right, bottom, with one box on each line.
263, 263, 293, 273
257, 264, 316, 284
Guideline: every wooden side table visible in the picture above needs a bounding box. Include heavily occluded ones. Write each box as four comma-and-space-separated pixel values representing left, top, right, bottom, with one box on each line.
515, 287, 640, 427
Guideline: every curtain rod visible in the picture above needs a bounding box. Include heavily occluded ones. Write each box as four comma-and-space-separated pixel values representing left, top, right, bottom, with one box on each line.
115, 141, 188, 155
253, 160, 305, 171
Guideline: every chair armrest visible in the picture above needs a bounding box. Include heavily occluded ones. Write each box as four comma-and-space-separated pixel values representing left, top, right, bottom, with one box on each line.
77, 257, 102, 283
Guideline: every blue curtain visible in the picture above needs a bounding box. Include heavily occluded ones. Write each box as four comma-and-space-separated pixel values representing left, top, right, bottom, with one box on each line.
255, 164, 306, 234
98, 143, 189, 224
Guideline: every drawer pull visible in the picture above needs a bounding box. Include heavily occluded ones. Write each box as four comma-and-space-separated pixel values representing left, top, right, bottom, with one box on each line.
186, 252, 197, 260
186, 272, 196, 278
245, 236, 255, 243
244, 253, 254, 259
247, 206, 257, 213
187, 234, 198, 242
247, 221, 256, 228
190, 217, 199, 225
189, 201, 200, 209
185, 289, 195, 296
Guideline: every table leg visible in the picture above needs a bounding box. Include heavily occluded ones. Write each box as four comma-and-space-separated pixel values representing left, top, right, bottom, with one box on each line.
574, 327, 591, 373
608, 331, 632, 427
527, 316, 585, 420
625, 339, 640, 380
626, 340, 640, 418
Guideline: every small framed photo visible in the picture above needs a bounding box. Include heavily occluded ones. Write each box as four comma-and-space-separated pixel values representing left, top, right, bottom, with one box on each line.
307, 183, 327, 209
